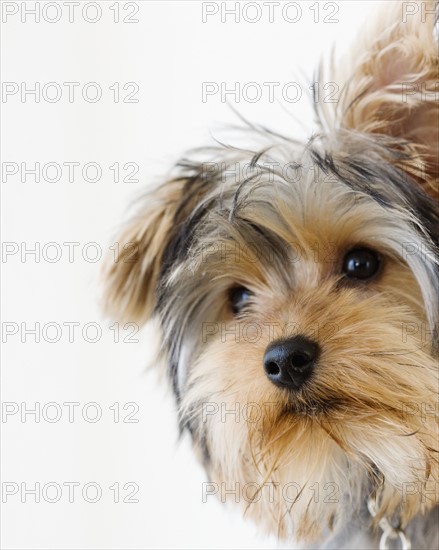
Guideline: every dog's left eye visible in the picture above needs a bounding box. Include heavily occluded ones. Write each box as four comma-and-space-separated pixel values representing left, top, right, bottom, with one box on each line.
229, 286, 252, 315
342, 248, 381, 280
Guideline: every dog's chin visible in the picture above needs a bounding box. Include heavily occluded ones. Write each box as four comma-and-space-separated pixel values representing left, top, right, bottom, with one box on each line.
206, 437, 425, 544
192, 375, 438, 544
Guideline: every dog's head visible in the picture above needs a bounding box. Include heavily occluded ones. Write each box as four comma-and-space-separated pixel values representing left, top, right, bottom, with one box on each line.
104, 1, 438, 543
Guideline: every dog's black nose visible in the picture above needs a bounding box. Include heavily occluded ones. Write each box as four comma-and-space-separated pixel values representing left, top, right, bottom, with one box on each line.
263, 336, 320, 390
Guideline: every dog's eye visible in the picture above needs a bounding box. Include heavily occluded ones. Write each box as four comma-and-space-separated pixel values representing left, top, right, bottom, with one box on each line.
342, 248, 381, 280
229, 286, 252, 315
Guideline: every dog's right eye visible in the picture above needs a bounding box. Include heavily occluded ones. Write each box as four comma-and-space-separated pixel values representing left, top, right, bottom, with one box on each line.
229, 286, 252, 315
342, 247, 381, 280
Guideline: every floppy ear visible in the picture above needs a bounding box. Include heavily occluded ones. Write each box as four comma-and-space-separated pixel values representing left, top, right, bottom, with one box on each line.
103, 171, 210, 323
103, 180, 185, 323
325, 0, 438, 197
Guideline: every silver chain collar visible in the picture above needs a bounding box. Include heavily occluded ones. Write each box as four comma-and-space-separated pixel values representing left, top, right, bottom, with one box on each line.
367, 497, 411, 550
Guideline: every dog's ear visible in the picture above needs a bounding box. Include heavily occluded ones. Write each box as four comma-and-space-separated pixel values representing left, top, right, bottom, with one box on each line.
103, 173, 208, 323
326, 0, 439, 197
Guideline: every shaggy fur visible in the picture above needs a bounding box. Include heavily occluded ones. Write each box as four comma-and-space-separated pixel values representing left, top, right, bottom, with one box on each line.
104, 2, 439, 548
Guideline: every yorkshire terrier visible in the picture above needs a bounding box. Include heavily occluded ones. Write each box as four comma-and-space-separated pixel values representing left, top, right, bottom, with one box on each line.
104, 1, 438, 548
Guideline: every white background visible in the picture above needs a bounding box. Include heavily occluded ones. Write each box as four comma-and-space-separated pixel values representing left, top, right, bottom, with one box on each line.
2, 1, 378, 548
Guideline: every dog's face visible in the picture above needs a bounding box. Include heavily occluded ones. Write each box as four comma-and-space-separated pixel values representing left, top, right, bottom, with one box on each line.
105, 1, 439, 544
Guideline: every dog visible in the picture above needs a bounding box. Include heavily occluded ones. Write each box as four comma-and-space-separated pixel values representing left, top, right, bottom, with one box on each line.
104, 2, 439, 548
